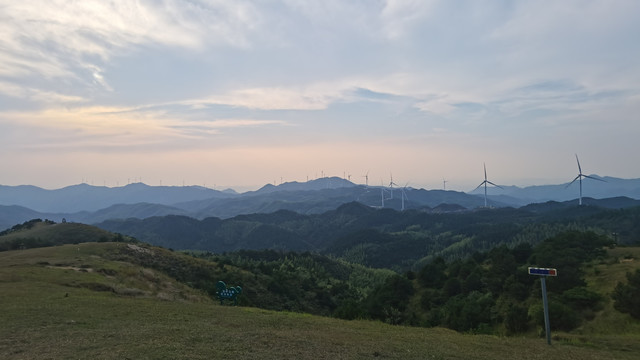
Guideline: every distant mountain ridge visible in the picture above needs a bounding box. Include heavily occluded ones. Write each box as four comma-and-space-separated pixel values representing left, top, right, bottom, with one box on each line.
0, 182, 234, 213
2, 175, 640, 231
470, 175, 640, 203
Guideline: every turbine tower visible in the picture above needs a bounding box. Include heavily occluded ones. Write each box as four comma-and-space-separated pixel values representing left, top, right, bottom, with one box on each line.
379, 179, 389, 207
362, 171, 369, 187
473, 163, 503, 208
400, 183, 409, 211
566, 154, 605, 206
389, 173, 398, 199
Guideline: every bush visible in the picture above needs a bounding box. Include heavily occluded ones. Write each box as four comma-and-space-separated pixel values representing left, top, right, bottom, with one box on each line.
442, 291, 494, 332
612, 269, 640, 319
365, 275, 414, 323
531, 300, 580, 332
333, 299, 365, 320
562, 287, 603, 310
418, 257, 446, 288
504, 304, 529, 334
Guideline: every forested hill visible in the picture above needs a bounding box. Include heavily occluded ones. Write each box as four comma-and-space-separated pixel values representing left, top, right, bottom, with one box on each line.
97, 202, 640, 271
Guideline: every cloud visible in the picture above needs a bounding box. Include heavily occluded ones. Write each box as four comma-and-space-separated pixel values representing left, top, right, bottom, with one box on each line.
169, 119, 288, 138
1, 1, 639, 188
0, 81, 86, 104
87, 65, 113, 92
197, 87, 338, 110
205, 119, 288, 128
0, 0, 264, 88
380, 0, 436, 39
0, 103, 290, 154
414, 96, 456, 115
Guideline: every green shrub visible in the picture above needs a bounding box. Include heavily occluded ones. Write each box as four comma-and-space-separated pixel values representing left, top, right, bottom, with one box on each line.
612, 269, 640, 319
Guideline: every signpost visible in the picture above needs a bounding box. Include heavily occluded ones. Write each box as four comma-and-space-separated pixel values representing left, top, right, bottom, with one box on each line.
528, 267, 557, 345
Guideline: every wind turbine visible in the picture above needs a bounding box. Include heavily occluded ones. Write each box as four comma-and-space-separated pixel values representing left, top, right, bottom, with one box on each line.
379, 179, 389, 207
566, 154, 605, 206
389, 173, 398, 199
362, 171, 369, 187
400, 183, 409, 211
474, 163, 503, 208
443, 179, 448, 191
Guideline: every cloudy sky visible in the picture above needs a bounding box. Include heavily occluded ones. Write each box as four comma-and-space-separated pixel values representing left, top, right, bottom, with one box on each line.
1, 0, 639, 191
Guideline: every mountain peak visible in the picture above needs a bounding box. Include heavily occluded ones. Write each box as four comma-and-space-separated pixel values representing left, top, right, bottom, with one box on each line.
254, 177, 356, 194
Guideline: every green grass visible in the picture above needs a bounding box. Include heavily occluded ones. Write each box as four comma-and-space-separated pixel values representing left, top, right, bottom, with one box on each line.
0, 221, 133, 251
1, 243, 639, 359
574, 246, 640, 341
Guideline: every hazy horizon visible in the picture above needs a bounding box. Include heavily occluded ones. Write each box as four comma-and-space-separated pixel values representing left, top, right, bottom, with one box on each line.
0, 171, 631, 194
2, 1, 639, 192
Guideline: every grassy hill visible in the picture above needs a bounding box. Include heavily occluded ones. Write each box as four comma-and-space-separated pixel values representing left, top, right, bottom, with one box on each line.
0, 219, 134, 251
574, 246, 640, 344
1, 242, 639, 359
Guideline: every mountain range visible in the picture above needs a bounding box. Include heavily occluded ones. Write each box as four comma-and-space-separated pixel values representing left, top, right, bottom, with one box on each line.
1, 175, 640, 231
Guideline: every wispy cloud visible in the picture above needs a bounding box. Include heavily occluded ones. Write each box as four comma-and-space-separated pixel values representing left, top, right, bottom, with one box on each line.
194, 87, 340, 111
0, 103, 289, 153
0, 0, 263, 91
380, 0, 436, 39
0, 81, 86, 104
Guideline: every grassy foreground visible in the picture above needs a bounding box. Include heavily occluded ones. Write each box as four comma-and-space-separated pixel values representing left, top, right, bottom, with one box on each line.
1, 243, 638, 359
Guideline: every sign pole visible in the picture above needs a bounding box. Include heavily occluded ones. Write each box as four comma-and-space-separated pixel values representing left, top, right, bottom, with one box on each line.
528, 267, 557, 346
540, 277, 551, 345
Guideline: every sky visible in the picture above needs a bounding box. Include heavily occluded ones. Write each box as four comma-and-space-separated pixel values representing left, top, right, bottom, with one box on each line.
1, 0, 639, 192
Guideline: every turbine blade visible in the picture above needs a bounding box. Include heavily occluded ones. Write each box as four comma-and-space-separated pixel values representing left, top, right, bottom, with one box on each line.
575, 154, 582, 174
565, 175, 581, 188
583, 175, 606, 182
473, 181, 487, 191
484, 163, 487, 180
486, 181, 504, 189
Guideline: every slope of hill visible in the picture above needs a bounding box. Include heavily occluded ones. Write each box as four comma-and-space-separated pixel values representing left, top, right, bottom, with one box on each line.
74, 202, 191, 223
0, 222, 396, 315
0, 205, 54, 232
96, 201, 640, 272
579, 246, 640, 339
0, 219, 134, 251
0, 242, 638, 359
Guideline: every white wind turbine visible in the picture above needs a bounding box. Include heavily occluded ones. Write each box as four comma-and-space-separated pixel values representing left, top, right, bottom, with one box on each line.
566, 154, 605, 206
473, 163, 503, 208
400, 182, 409, 211
389, 173, 398, 200
362, 170, 369, 187
379, 179, 389, 207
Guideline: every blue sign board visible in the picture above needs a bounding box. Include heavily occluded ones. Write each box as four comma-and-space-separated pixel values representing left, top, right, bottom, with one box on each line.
528, 267, 557, 276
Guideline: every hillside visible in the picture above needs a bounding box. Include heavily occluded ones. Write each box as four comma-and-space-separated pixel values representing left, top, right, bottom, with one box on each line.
97, 203, 640, 271
1, 242, 638, 359
0, 219, 135, 251
577, 246, 640, 341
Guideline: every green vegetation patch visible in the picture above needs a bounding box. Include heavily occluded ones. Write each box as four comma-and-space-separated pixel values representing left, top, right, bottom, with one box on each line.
0, 248, 636, 359
0, 219, 135, 251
